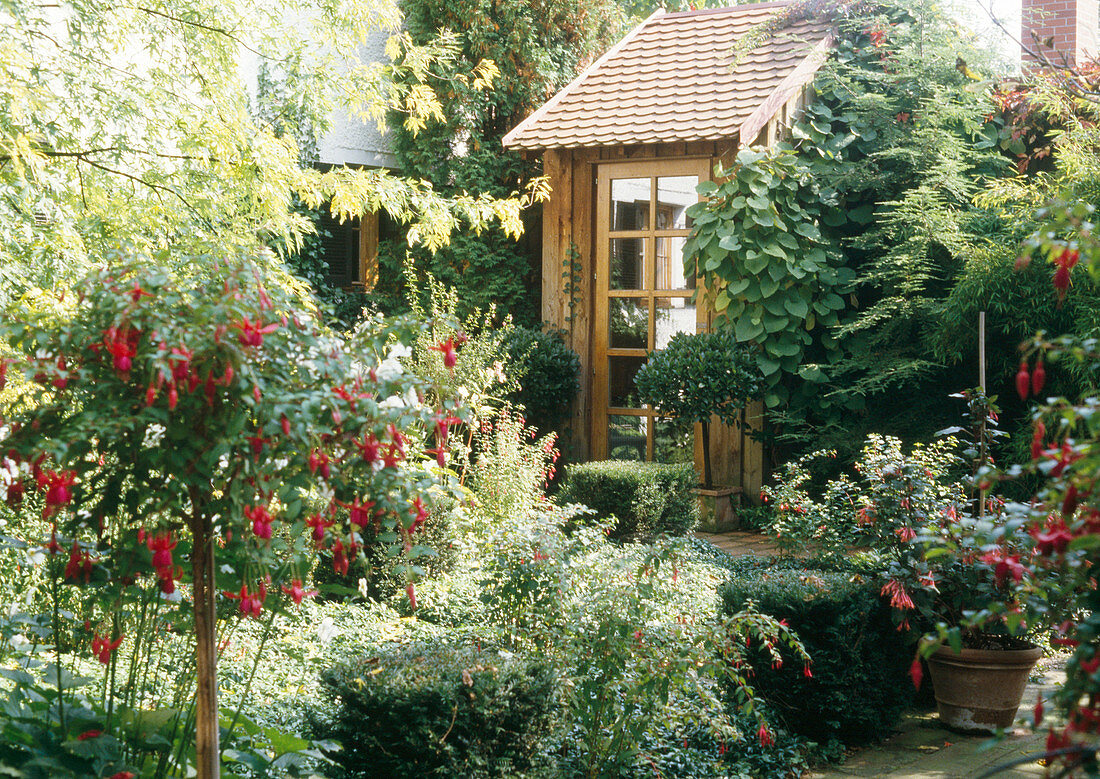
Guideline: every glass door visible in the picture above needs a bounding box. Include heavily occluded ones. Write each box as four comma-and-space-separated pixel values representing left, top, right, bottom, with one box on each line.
593, 159, 709, 462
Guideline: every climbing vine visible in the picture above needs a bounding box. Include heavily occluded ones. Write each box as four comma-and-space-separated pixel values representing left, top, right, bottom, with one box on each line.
685, 148, 854, 409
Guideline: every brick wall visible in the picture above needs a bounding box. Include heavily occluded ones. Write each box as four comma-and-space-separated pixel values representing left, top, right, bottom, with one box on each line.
1022, 0, 1098, 69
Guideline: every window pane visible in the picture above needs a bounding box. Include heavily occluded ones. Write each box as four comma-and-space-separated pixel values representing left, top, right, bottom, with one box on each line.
654, 297, 697, 350
609, 415, 647, 461
656, 176, 698, 229
655, 419, 695, 465
611, 178, 650, 231
610, 238, 646, 290
609, 298, 648, 349
609, 355, 647, 408
655, 236, 693, 291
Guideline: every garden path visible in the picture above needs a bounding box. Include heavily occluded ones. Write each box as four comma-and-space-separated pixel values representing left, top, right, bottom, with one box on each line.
808, 654, 1064, 778
697, 529, 1066, 779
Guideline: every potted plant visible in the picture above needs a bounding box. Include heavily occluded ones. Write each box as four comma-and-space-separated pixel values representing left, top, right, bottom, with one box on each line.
635, 329, 762, 531
764, 391, 1061, 733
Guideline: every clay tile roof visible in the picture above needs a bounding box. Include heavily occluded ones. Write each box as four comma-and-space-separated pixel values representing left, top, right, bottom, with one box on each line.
502, 1, 835, 151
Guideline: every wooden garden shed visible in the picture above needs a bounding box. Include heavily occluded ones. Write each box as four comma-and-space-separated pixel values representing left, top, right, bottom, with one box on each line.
503, 0, 834, 497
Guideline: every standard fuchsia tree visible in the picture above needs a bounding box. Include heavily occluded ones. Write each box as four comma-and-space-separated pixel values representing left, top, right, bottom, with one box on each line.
0, 251, 469, 778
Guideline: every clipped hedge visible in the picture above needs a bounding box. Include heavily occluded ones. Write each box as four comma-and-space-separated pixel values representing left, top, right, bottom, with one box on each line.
319, 643, 558, 778
555, 460, 699, 540
501, 325, 580, 433
719, 559, 914, 745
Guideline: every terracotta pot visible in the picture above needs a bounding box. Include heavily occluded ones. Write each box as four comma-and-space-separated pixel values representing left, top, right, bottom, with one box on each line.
926, 644, 1043, 734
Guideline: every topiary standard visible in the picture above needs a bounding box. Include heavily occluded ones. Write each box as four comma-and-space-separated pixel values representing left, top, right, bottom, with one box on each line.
635, 330, 762, 489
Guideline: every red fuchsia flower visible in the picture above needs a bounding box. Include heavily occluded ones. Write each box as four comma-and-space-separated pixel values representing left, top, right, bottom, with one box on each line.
894, 525, 916, 542
409, 496, 428, 533
45, 525, 62, 555
1053, 248, 1080, 302
109, 772, 136, 779
305, 512, 334, 545
245, 434, 270, 459
126, 280, 153, 304
0, 357, 10, 390
340, 498, 376, 529
406, 582, 417, 610
1079, 656, 1100, 675
331, 539, 349, 576
42, 470, 76, 515
1032, 360, 1046, 396
64, 544, 94, 583
5, 479, 24, 507
756, 723, 774, 748
430, 337, 462, 369
980, 549, 1026, 588
91, 633, 124, 665
382, 444, 404, 470
1035, 695, 1044, 726
354, 435, 381, 464
1032, 420, 1046, 461
146, 531, 177, 571
167, 382, 178, 411
232, 317, 279, 348
280, 414, 291, 436
281, 579, 318, 605
425, 445, 447, 468
909, 653, 924, 689
244, 505, 274, 540
1016, 360, 1031, 400
223, 583, 266, 619
169, 347, 193, 386
332, 384, 369, 409
1046, 441, 1083, 478
881, 579, 915, 611
803, 663, 813, 678
77, 729, 103, 741
102, 327, 139, 377
308, 449, 331, 479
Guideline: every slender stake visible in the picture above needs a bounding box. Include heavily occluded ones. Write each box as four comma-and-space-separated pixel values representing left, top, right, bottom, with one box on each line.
191, 510, 219, 779
979, 311, 987, 393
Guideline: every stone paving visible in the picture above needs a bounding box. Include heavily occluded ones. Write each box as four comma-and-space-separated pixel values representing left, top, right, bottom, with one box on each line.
697, 530, 1065, 779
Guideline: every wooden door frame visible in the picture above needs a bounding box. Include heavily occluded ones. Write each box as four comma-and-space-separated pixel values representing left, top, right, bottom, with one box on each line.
592, 156, 712, 461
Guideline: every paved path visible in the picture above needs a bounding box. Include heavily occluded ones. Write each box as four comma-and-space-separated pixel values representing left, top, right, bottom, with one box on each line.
696, 529, 784, 557
697, 531, 1066, 779
810, 655, 1065, 778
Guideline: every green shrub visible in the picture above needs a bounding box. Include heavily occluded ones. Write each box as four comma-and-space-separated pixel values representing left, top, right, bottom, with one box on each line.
501, 325, 580, 433
555, 460, 699, 540
319, 643, 559, 778
719, 560, 914, 745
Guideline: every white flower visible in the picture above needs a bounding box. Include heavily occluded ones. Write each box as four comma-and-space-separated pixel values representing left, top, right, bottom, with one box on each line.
376, 357, 404, 382
379, 394, 404, 411
388, 343, 412, 360
143, 423, 166, 448
317, 616, 340, 645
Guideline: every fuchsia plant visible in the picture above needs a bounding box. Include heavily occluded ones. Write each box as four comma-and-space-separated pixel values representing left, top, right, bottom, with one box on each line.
0, 251, 470, 777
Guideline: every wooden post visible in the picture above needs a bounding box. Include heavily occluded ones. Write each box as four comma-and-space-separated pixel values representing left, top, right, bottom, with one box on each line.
191, 512, 219, 779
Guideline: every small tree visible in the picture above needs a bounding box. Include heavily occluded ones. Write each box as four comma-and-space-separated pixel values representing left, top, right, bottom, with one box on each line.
634, 330, 761, 489
0, 253, 469, 778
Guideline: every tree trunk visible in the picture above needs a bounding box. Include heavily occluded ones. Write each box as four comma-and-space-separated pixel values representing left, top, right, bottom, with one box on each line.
701, 421, 712, 489
191, 516, 220, 779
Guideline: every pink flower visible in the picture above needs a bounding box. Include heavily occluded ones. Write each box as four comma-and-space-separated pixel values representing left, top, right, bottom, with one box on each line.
881, 579, 915, 611
909, 654, 923, 690
244, 505, 274, 540
306, 512, 334, 545
77, 729, 103, 741
979, 549, 1025, 588
281, 579, 318, 605
91, 633, 123, 665
757, 723, 774, 747
232, 317, 279, 347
